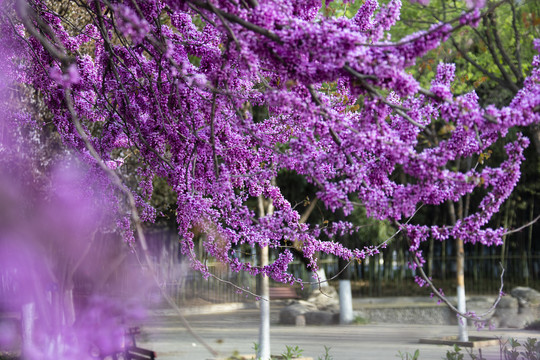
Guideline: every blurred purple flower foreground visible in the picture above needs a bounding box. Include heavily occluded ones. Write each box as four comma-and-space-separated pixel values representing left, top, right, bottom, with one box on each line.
0, 157, 147, 359
0, 30, 147, 360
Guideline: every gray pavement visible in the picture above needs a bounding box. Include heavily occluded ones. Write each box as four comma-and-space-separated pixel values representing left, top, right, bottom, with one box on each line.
137, 304, 540, 360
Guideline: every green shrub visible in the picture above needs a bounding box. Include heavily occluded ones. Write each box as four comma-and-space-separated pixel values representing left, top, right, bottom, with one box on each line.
398, 337, 540, 360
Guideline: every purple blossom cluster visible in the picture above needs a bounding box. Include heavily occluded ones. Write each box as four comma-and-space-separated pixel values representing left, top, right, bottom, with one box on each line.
1, 0, 539, 291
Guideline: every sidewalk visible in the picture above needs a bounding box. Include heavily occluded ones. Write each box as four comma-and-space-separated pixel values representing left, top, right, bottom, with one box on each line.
139, 299, 538, 360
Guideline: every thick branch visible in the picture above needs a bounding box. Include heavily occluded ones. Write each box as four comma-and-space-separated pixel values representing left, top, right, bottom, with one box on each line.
489, 15, 522, 86
509, 0, 523, 81
482, 15, 519, 93
189, 0, 282, 43
210, 91, 220, 178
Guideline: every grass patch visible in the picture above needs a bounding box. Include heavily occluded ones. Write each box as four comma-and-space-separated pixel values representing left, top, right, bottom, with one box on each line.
353, 315, 369, 325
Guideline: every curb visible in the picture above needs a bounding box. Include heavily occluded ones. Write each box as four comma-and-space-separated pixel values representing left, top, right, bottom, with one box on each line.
150, 302, 257, 316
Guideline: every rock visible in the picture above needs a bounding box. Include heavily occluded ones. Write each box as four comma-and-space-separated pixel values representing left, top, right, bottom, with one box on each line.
307, 286, 339, 311
497, 296, 519, 309
279, 301, 318, 325
324, 303, 340, 313
491, 297, 518, 328
510, 287, 540, 306
280, 287, 341, 326
489, 295, 538, 328
496, 312, 535, 328
304, 311, 339, 325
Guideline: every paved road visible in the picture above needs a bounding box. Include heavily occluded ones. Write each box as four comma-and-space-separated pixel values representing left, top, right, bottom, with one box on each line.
137, 307, 539, 360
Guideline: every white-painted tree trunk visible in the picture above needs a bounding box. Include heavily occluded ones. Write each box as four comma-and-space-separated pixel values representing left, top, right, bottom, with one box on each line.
457, 285, 468, 341
310, 268, 329, 291
456, 238, 468, 341
258, 245, 271, 360
21, 302, 36, 357
64, 289, 76, 326
257, 194, 274, 360
339, 279, 354, 324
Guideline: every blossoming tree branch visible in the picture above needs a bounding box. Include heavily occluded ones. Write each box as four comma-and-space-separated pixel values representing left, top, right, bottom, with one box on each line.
3, 0, 540, 321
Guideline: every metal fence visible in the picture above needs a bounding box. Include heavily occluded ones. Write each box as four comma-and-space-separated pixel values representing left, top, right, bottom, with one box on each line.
156, 263, 258, 305
155, 253, 540, 304
317, 253, 540, 297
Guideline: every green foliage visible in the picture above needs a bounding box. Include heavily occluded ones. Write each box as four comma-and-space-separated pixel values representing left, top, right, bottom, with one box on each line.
227, 343, 315, 360
322, 0, 364, 18
397, 349, 421, 360
392, 0, 540, 105
445, 344, 465, 360
353, 315, 370, 325
281, 345, 304, 360
225, 350, 243, 360
317, 345, 334, 360
399, 338, 540, 360
349, 205, 396, 245
464, 348, 486, 360
522, 338, 540, 360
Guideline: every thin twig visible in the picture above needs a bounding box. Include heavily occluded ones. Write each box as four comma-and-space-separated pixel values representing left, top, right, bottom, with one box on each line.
502, 214, 540, 236
414, 256, 505, 321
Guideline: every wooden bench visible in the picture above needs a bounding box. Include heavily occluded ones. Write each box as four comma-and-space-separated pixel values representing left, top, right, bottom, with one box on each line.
125, 346, 156, 360
269, 287, 300, 300
123, 327, 156, 360
91, 327, 155, 360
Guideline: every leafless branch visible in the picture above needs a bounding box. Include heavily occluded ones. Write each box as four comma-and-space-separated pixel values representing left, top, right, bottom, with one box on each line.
413, 256, 505, 322
502, 214, 540, 236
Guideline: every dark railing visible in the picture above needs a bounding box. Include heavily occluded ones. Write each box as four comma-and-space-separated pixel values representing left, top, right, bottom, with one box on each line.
155, 263, 258, 306
154, 253, 540, 305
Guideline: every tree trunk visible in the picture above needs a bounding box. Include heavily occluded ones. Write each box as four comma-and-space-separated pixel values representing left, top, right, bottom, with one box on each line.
448, 201, 468, 341
427, 238, 434, 279
441, 242, 446, 281
456, 238, 468, 341
338, 254, 353, 324
21, 302, 36, 357
526, 202, 534, 287
368, 256, 374, 297
339, 280, 354, 324
257, 194, 274, 360
337, 212, 353, 323
310, 268, 329, 291
258, 244, 271, 360
375, 254, 381, 296
64, 288, 76, 326
530, 124, 540, 156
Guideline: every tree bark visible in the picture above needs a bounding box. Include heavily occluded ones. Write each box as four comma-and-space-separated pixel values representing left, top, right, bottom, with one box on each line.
258, 244, 271, 360
21, 302, 36, 357
449, 201, 468, 341
257, 194, 273, 360
337, 212, 353, 324
339, 280, 354, 324
531, 125, 540, 156
456, 238, 468, 342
